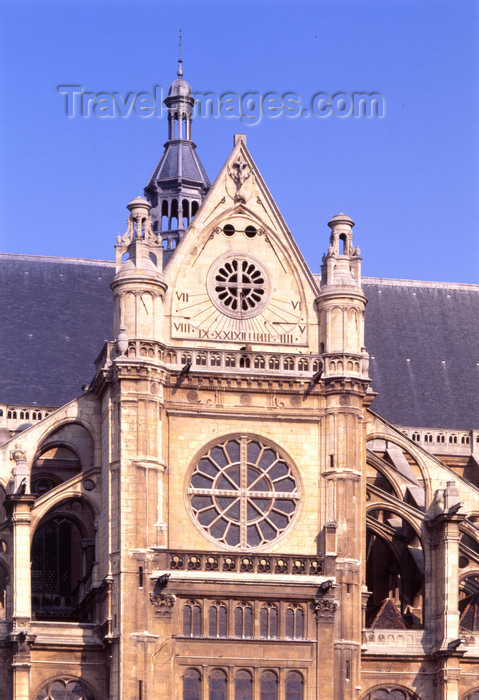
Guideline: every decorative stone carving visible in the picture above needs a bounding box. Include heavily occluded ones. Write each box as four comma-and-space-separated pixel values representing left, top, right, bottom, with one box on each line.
227, 158, 252, 203
10, 445, 26, 464
150, 591, 176, 616
314, 596, 339, 622
339, 394, 350, 406
187, 389, 199, 403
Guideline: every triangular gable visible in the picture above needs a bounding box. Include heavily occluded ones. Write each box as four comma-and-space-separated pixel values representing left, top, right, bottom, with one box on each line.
370, 598, 407, 630
162, 135, 320, 352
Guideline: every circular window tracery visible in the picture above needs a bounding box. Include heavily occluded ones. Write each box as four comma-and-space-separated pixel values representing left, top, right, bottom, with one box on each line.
207, 253, 271, 319
188, 436, 299, 549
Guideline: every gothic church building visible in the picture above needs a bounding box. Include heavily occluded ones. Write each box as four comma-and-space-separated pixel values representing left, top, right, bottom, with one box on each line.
0, 64, 478, 700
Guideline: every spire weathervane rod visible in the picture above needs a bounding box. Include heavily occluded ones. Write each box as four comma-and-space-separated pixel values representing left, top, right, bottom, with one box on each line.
178, 27, 183, 78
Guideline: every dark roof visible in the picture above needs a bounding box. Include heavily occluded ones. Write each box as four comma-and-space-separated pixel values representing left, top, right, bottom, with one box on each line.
1, 255, 478, 430
0, 255, 114, 406
363, 279, 479, 430
145, 141, 210, 188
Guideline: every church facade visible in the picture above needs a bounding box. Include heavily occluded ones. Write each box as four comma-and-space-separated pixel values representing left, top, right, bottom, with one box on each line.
0, 64, 478, 700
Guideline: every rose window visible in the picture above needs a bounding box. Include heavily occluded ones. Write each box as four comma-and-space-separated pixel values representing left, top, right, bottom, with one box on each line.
207, 254, 271, 319
188, 437, 299, 548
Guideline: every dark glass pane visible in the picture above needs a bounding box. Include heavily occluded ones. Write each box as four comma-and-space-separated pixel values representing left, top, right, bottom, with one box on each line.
269, 511, 289, 530
260, 608, 268, 638
259, 449, 277, 468
191, 473, 214, 488
209, 669, 227, 700
274, 499, 295, 514
191, 496, 213, 510
199, 458, 219, 476
209, 605, 217, 637
226, 441, 240, 462
225, 524, 240, 546
210, 518, 228, 538
247, 525, 261, 547
183, 605, 192, 636
244, 606, 253, 638
219, 606, 227, 637
235, 670, 252, 700
247, 441, 261, 464
258, 520, 276, 541
274, 477, 295, 493
49, 681, 69, 700
296, 609, 304, 639
285, 672, 303, 700
45, 521, 58, 592
235, 606, 243, 637
285, 608, 294, 639
198, 508, 219, 526
217, 468, 240, 490
246, 466, 261, 487
218, 498, 240, 521
192, 605, 201, 636
249, 498, 270, 515
216, 496, 236, 510
184, 669, 201, 700
65, 682, 84, 699
210, 448, 228, 468
260, 671, 278, 700
268, 462, 289, 480
270, 607, 278, 638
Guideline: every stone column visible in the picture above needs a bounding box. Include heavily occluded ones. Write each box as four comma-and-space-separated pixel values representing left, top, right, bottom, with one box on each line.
314, 595, 338, 700
6, 493, 36, 700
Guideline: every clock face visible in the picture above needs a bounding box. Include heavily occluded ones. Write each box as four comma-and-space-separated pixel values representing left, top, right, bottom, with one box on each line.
172, 251, 307, 345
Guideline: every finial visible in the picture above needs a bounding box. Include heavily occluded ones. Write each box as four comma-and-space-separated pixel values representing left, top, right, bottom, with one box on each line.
177, 27, 183, 78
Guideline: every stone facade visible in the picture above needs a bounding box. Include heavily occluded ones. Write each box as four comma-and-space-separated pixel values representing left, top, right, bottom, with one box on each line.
0, 68, 478, 700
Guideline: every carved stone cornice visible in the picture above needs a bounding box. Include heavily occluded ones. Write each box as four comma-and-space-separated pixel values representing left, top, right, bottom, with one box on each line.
314, 596, 339, 623
149, 592, 176, 617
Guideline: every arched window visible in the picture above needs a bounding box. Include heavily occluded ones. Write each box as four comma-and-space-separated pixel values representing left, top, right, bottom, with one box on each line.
362, 689, 416, 700
181, 353, 192, 365
225, 355, 236, 368
285, 671, 304, 700
34, 678, 95, 700
234, 603, 253, 638
260, 604, 278, 639
209, 669, 227, 700
254, 355, 265, 369
211, 353, 221, 367
209, 602, 227, 637
298, 359, 309, 372
196, 354, 207, 366
31, 499, 95, 621
183, 668, 201, 700
239, 356, 251, 368
235, 670, 252, 699
284, 357, 294, 371
183, 602, 201, 637
260, 670, 278, 700
268, 357, 279, 370
285, 605, 305, 639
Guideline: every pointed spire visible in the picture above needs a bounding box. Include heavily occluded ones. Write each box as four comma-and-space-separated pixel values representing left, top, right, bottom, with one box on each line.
177, 27, 183, 78
144, 45, 210, 257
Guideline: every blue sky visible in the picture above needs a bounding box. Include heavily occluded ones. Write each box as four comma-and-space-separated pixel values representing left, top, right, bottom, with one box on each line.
0, 0, 478, 283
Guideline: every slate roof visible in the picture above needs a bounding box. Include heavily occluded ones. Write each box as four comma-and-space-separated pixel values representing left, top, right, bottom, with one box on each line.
145, 141, 210, 188
0, 254, 114, 406
362, 278, 479, 430
1, 255, 478, 430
